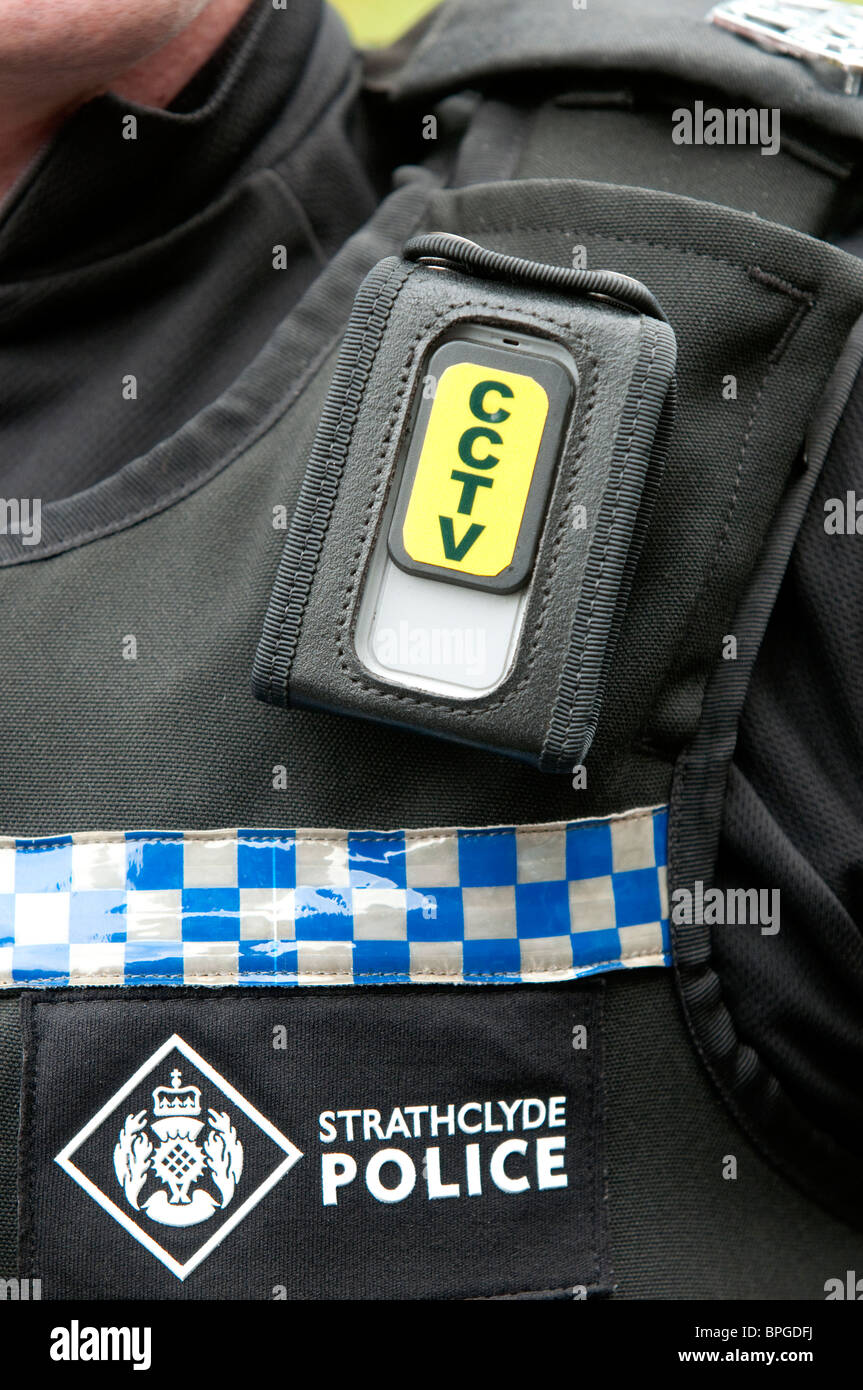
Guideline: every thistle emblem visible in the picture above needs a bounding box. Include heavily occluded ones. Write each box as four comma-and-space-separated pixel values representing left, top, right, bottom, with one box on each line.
113, 1068, 244, 1227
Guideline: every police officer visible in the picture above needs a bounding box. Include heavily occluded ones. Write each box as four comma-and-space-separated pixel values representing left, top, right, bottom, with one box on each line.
1, 0, 862, 1307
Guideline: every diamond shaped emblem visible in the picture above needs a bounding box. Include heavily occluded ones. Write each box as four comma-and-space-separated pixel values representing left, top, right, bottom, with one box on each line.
55, 1034, 303, 1280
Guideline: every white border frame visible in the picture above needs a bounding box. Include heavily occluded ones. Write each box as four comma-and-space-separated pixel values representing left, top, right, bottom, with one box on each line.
55, 1033, 303, 1281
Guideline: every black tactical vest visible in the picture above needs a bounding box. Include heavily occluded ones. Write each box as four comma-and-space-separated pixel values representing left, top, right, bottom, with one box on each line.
1, 0, 862, 1303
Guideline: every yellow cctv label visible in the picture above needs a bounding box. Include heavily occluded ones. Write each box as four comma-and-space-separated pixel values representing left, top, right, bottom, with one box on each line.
399, 363, 549, 578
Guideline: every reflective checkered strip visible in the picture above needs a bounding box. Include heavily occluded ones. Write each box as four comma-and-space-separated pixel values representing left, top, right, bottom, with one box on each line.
0, 805, 669, 988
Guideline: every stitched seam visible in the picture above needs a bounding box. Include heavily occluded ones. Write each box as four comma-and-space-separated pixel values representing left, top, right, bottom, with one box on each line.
24, 1001, 40, 1280
468, 1281, 608, 1299
748, 265, 814, 307
267, 261, 409, 699
562, 327, 658, 745
334, 294, 599, 715
462, 222, 821, 288
694, 285, 814, 611
6, 949, 667, 987
595, 977, 610, 1290
4, 807, 660, 853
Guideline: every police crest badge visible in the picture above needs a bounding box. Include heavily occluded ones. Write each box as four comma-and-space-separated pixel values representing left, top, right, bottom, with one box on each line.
113, 1068, 244, 1227
55, 1034, 302, 1280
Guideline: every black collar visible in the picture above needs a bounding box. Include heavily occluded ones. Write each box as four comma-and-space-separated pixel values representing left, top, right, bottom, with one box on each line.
0, 0, 321, 278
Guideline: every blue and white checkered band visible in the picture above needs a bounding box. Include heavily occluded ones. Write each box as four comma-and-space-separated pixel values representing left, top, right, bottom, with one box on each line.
0, 806, 670, 988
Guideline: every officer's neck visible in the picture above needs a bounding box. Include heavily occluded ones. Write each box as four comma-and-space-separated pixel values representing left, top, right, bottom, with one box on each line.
0, 0, 254, 202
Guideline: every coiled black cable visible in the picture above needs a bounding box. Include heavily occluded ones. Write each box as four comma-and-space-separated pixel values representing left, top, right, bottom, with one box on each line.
404, 231, 667, 324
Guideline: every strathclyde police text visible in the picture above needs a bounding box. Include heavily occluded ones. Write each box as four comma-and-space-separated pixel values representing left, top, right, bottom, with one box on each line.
318, 1095, 569, 1206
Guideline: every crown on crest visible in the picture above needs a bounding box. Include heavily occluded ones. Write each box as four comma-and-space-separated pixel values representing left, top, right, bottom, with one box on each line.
152, 1068, 201, 1119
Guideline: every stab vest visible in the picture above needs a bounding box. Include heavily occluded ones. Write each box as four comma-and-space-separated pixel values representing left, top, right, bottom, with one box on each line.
2, 0, 863, 1299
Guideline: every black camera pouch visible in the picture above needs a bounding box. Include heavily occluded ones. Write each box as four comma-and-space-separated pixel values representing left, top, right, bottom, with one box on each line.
253, 234, 676, 772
